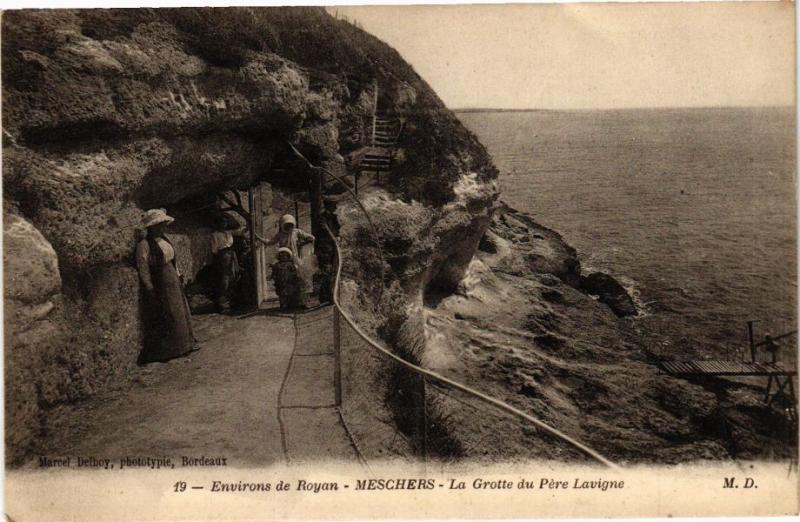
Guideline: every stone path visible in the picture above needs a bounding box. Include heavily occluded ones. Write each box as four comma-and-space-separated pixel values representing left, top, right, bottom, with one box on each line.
27, 306, 357, 467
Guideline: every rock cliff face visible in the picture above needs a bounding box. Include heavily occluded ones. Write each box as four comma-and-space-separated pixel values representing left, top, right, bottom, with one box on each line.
3, 7, 498, 463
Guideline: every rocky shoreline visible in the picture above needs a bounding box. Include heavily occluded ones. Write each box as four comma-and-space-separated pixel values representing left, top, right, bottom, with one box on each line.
408, 203, 795, 463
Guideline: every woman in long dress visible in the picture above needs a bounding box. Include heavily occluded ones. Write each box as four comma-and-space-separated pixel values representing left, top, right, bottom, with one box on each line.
135, 208, 197, 363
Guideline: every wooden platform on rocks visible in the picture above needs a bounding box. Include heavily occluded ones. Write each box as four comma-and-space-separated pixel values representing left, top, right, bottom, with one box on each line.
659, 360, 796, 377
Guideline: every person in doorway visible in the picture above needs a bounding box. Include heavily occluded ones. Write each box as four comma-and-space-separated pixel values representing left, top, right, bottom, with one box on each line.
264, 214, 315, 259
264, 214, 315, 302
231, 232, 254, 309
135, 208, 197, 363
271, 247, 305, 309
210, 212, 242, 313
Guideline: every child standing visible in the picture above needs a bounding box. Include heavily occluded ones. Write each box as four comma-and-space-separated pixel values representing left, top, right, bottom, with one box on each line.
272, 247, 305, 309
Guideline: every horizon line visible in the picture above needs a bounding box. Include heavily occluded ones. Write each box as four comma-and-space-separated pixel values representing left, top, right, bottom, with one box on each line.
452, 104, 796, 113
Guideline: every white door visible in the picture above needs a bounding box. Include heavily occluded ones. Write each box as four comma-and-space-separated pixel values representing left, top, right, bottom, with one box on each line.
249, 184, 270, 307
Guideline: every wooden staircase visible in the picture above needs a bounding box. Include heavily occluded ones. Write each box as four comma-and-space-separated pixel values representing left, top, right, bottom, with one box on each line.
355, 82, 403, 192
274, 82, 403, 195
373, 116, 401, 148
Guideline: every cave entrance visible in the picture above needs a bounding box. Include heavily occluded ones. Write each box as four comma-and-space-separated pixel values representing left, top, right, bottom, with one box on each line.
208, 144, 329, 311
219, 181, 321, 311
215, 182, 284, 310
169, 170, 323, 314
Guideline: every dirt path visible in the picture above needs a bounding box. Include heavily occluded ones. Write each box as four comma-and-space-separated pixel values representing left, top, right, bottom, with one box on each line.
27, 307, 357, 468
279, 306, 358, 463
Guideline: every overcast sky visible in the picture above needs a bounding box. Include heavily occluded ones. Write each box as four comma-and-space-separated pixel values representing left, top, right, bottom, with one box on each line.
332, 3, 795, 110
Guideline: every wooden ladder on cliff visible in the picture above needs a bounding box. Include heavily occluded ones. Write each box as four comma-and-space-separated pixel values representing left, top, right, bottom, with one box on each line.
356, 81, 402, 192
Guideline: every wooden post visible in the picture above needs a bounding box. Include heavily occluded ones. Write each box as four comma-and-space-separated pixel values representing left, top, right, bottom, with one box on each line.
764, 376, 774, 403
371, 79, 378, 146
747, 320, 756, 362
294, 197, 299, 225
354, 171, 360, 195
412, 374, 428, 461
308, 168, 323, 240
333, 306, 342, 407
247, 187, 258, 307
331, 238, 343, 407
765, 334, 777, 363
786, 378, 797, 422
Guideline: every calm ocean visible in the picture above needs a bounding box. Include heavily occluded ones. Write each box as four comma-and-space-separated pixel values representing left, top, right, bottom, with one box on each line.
458, 107, 796, 360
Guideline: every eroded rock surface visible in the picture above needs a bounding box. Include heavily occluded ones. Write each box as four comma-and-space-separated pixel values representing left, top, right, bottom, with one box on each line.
4, 213, 63, 460
415, 204, 794, 463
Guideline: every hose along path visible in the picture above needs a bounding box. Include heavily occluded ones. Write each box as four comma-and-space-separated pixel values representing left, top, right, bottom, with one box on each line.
287, 143, 619, 469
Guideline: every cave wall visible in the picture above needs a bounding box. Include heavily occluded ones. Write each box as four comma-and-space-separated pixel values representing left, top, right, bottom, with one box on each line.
3, 7, 499, 464
2, 9, 311, 464
4, 214, 63, 458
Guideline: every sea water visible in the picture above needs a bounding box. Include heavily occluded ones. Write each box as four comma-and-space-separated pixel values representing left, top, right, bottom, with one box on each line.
458, 107, 796, 360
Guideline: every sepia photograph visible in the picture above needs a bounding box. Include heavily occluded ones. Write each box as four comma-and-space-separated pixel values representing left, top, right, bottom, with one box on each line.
2, 2, 797, 519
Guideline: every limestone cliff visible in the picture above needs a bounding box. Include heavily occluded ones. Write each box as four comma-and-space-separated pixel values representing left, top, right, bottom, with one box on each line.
2, 7, 498, 463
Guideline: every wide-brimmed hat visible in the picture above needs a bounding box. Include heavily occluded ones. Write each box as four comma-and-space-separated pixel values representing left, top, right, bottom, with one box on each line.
142, 208, 174, 229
